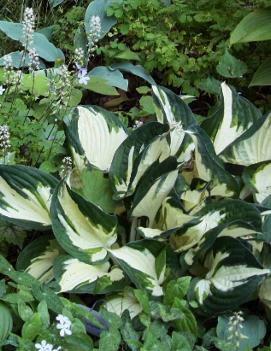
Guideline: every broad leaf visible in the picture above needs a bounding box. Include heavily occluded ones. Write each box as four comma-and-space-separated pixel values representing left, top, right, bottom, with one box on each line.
250, 58, 271, 87
105, 292, 143, 318
54, 256, 123, 293
110, 122, 169, 199
230, 9, 271, 44
17, 237, 60, 283
110, 246, 166, 296
216, 50, 247, 78
65, 105, 128, 172
171, 199, 262, 265
213, 82, 261, 154
221, 112, 271, 166
194, 237, 270, 314
130, 157, 179, 225
51, 182, 118, 263
243, 162, 271, 204
0, 21, 64, 62
89, 66, 128, 91
85, 0, 119, 39
0, 165, 57, 229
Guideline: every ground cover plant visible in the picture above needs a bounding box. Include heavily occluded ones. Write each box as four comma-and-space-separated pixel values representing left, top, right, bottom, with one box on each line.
0, 1, 271, 351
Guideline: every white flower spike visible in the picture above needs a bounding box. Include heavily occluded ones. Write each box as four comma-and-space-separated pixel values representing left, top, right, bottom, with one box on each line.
56, 314, 72, 337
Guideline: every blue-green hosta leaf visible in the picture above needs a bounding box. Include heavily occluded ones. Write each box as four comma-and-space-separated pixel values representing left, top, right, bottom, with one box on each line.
110, 246, 166, 296
89, 66, 128, 91
105, 291, 143, 319
17, 237, 60, 284
111, 63, 156, 85
84, 0, 120, 39
130, 157, 179, 225
64, 105, 128, 172
51, 182, 118, 263
0, 22, 64, 62
259, 276, 271, 310
213, 82, 261, 154
217, 314, 266, 351
221, 112, 271, 166
0, 165, 58, 230
250, 58, 271, 87
110, 122, 169, 199
243, 162, 271, 204
194, 237, 270, 314
171, 199, 262, 265
54, 256, 123, 293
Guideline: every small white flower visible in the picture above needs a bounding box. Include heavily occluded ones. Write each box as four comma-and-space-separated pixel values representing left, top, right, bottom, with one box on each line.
35, 340, 53, 351
0, 86, 5, 95
56, 314, 72, 337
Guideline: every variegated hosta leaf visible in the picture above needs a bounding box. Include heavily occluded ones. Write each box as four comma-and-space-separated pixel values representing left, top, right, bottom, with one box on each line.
187, 125, 238, 196
152, 85, 196, 157
155, 196, 194, 231
0, 165, 58, 230
54, 256, 124, 293
130, 157, 179, 226
194, 237, 270, 314
110, 122, 169, 200
152, 85, 196, 127
170, 199, 262, 265
17, 237, 60, 284
64, 105, 128, 172
138, 196, 194, 239
243, 162, 271, 204
110, 246, 166, 296
221, 112, 271, 166
213, 82, 261, 154
105, 291, 143, 319
51, 182, 118, 263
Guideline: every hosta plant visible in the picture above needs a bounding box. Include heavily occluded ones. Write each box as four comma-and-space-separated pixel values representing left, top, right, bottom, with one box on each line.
0, 81, 271, 349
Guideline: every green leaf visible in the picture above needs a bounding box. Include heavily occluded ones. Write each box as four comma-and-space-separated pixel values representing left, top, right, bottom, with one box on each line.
51, 182, 118, 263
216, 50, 247, 78
89, 66, 128, 91
0, 21, 64, 62
21, 72, 50, 97
115, 49, 140, 61
250, 58, 271, 87
0, 165, 58, 230
230, 9, 271, 44
65, 105, 127, 172
71, 168, 118, 213
86, 76, 119, 95
99, 328, 121, 351
111, 62, 156, 85
0, 302, 13, 342
22, 313, 43, 341
49, 0, 64, 7
217, 314, 266, 351
164, 277, 191, 306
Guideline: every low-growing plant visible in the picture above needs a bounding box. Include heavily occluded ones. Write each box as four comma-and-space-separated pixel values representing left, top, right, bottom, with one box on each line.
0, 78, 270, 349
